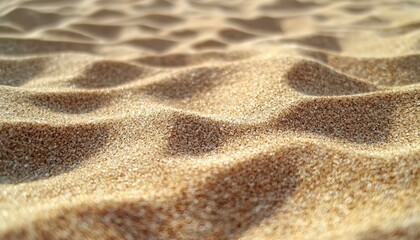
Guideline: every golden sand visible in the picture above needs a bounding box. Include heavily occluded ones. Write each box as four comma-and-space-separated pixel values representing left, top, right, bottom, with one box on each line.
0, 0, 419, 239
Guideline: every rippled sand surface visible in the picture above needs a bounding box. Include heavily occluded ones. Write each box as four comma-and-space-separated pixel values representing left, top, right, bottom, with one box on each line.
0, 0, 419, 239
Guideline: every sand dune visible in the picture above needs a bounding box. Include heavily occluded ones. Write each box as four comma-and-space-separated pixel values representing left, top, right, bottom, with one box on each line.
0, 0, 419, 239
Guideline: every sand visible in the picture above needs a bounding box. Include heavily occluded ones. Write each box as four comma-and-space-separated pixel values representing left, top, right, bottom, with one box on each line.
0, 0, 419, 239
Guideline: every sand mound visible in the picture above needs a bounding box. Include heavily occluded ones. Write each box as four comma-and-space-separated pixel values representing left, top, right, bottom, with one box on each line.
0, 0, 419, 239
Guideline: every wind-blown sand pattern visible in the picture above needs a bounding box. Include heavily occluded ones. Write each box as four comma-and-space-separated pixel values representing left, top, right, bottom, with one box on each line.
0, 0, 419, 239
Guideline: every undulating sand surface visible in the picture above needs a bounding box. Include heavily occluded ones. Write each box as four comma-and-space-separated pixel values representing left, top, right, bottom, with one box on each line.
1, 0, 419, 239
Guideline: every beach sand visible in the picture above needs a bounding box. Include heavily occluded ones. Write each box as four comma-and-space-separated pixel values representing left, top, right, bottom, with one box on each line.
0, 0, 419, 239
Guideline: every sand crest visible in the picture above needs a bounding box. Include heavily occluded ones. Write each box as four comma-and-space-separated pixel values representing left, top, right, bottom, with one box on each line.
0, 0, 419, 239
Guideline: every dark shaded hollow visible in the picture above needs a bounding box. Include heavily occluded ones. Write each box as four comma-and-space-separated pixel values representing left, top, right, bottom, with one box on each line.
166, 115, 231, 155
170, 148, 301, 239
0, 25, 21, 34
143, 67, 220, 100
281, 34, 342, 52
169, 29, 198, 38
283, 60, 376, 96
124, 38, 177, 52
89, 9, 125, 19
342, 5, 372, 14
43, 29, 94, 41
70, 24, 122, 39
72, 60, 146, 88
21, 0, 77, 6
0, 199, 164, 239
0, 123, 109, 184
259, 0, 318, 11
135, 53, 192, 67
3, 8, 61, 31
0, 38, 95, 55
189, 0, 238, 12
193, 39, 226, 50
132, 0, 174, 11
28, 92, 111, 114
1, 147, 301, 239
228, 16, 283, 33
140, 14, 183, 25
298, 50, 420, 87
0, 58, 47, 86
275, 95, 395, 144
219, 28, 257, 42
137, 24, 160, 33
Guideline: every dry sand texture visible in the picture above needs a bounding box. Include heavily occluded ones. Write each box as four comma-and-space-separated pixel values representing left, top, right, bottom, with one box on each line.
0, 0, 420, 239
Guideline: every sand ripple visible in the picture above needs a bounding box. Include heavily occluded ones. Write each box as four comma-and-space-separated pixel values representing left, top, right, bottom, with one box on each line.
0, 0, 419, 239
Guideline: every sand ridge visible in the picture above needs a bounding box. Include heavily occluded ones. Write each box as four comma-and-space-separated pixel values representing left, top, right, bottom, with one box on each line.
0, 0, 419, 239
